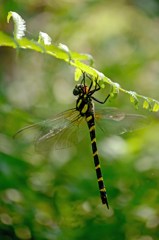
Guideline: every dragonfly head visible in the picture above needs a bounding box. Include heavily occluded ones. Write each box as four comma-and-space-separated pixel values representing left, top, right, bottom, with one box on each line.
73, 84, 84, 96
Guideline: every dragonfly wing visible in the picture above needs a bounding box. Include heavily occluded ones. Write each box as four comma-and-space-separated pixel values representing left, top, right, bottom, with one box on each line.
95, 107, 148, 135
35, 117, 84, 152
14, 109, 84, 152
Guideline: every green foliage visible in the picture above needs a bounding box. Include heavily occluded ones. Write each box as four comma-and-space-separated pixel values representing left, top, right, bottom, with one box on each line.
0, 3, 159, 240
0, 11, 159, 112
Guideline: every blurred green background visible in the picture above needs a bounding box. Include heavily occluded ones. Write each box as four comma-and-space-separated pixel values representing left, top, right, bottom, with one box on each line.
0, 1, 159, 240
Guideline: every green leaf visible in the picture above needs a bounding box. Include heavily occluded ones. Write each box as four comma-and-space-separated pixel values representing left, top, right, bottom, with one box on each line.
110, 82, 120, 98
143, 99, 149, 109
0, 31, 16, 47
129, 91, 139, 108
74, 68, 83, 81
152, 101, 159, 112
57, 43, 72, 63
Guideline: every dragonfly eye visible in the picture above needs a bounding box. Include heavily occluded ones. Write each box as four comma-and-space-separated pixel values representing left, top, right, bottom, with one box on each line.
73, 84, 84, 96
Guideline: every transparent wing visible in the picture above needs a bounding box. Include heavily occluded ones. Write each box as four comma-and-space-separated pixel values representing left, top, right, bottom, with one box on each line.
95, 107, 148, 135
14, 107, 148, 152
14, 109, 85, 152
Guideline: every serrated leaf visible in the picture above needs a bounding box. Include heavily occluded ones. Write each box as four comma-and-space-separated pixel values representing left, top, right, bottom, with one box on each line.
102, 75, 113, 85
75, 68, 83, 81
110, 82, 120, 98
129, 91, 139, 108
58, 43, 71, 61
71, 52, 94, 64
84, 54, 94, 66
7, 11, 26, 39
152, 101, 159, 112
143, 100, 149, 109
38, 32, 52, 45
18, 38, 43, 51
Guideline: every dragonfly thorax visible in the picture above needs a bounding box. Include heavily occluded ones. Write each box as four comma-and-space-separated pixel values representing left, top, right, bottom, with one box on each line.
76, 94, 94, 117
73, 83, 94, 116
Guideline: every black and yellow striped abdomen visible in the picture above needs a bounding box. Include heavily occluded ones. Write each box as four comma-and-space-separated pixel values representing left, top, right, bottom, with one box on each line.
86, 113, 109, 208
75, 92, 109, 208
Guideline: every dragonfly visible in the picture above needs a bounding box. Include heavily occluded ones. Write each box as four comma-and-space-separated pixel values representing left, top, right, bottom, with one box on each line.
15, 73, 146, 209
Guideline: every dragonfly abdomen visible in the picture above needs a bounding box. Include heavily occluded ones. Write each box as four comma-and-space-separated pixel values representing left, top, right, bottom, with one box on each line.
86, 113, 109, 209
